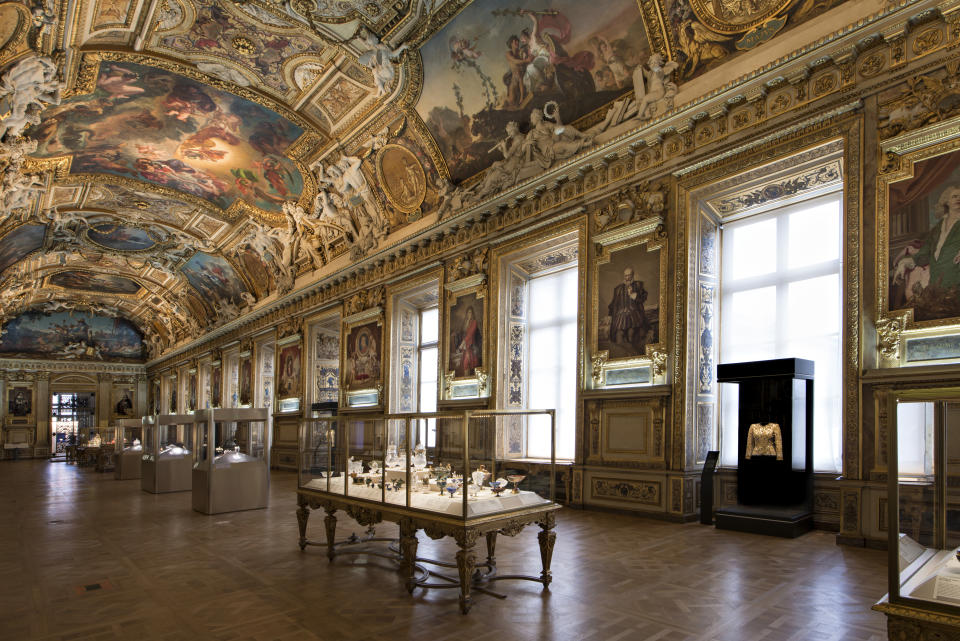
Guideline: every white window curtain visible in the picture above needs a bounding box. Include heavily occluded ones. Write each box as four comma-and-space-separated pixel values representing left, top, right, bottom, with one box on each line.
527, 267, 578, 460
719, 194, 843, 472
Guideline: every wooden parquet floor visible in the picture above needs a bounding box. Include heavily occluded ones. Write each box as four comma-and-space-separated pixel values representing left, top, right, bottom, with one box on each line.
0, 460, 889, 641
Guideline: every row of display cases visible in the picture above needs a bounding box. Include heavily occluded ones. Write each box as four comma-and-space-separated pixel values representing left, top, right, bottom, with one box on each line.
104, 408, 270, 514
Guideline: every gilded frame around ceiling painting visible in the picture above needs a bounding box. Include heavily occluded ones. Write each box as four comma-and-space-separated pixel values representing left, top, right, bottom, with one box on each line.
877, 117, 960, 366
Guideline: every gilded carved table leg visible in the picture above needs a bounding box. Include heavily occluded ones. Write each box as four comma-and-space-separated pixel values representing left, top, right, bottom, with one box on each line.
485, 531, 497, 569
455, 530, 479, 614
323, 506, 337, 562
399, 518, 419, 593
537, 513, 557, 588
296, 495, 310, 551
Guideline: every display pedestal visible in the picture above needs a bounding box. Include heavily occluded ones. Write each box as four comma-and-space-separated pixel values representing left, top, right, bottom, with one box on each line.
141, 456, 192, 493
714, 504, 812, 538
716, 358, 814, 538
114, 449, 141, 480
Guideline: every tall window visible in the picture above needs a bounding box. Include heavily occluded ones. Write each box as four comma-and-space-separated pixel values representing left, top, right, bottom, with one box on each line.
418, 307, 439, 447
390, 285, 440, 449
527, 266, 578, 460
719, 193, 843, 472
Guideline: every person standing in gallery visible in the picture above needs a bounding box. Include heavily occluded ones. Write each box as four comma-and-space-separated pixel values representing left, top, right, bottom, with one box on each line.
608, 266, 650, 351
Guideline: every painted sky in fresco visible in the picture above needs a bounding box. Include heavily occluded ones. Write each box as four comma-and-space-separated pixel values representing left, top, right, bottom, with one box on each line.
29, 61, 304, 212
0, 310, 146, 361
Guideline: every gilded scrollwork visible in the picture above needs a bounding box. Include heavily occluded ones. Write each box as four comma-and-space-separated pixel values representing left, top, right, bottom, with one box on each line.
877, 316, 905, 362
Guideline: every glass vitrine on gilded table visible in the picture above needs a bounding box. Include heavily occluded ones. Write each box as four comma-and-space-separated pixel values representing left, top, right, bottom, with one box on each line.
114, 418, 143, 480
874, 388, 960, 635
297, 409, 561, 613
141, 414, 194, 494
191, 407, 270, 514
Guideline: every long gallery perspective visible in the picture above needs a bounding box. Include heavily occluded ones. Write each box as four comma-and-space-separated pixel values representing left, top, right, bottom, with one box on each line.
1, 0, 960, 638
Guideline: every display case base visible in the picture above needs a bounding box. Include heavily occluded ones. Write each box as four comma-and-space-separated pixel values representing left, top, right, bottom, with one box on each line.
874, 596, 960, 640
715, 504, 813, 538
114, 451, 141, 480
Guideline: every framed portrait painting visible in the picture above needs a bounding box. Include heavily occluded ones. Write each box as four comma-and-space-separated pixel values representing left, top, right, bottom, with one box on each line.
112, 386, 135, 418
447, 291, 484, 377
277, 342, 303, 402
187, 370, 198, 412
168, 375, 177, 413
7, 384, 33, 420
210, 363, 222, 408
344, 321, 382, 390
239, 354, 252, 406
880, 134, 960, 363
442, 276, 488, 399
592, 230, 667, 387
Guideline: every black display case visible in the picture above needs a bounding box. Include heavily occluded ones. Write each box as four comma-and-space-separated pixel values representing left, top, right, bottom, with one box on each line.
715, 358, 814, 538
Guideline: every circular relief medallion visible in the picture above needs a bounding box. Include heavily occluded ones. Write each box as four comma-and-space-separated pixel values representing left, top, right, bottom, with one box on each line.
376, 144, 426, 213
689, 0, 793, 34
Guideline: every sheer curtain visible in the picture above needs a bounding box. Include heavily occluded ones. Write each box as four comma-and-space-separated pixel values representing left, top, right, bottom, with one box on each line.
719, 194, 843, 472
527, 267, 578, 460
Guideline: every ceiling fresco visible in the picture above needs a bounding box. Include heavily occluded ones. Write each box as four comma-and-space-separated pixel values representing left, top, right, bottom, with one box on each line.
0, 222, 46, 272
416, 0, 649, 182
48, 269, 143, 294
0, 309, 146, 362
86, 222, 157, 251
28, 60, 306, 212
0, 0, 868, 361
155, 0, 332, 98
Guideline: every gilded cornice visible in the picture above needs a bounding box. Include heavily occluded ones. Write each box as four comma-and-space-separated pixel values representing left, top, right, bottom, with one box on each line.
0, 357, 146, 375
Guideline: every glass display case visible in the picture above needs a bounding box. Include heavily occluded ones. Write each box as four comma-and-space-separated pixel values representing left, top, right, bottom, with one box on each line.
114, 418, 143, 480
875, 388, 960, 634
191, 407, 270, 514
299, 409, 556, 518
141, 414, 194, 494
94, 426, 118, 472
297, 408, 560, 613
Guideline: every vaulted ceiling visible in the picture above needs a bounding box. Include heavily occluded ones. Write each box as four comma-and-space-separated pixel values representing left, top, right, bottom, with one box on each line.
0, 0, 870, 361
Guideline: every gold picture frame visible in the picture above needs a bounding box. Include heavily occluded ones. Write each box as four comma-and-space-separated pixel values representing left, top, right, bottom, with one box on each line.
276, 336, 304, 413
5, 383, 34, 424
341, 304, 384, 409
878, 120, 960, 364
591, 217, 668, 387
442, 273, 488, 400
112, 385, 135, 419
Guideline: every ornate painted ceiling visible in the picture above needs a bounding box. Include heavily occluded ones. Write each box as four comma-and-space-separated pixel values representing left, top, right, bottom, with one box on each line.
0, 0, 880, 361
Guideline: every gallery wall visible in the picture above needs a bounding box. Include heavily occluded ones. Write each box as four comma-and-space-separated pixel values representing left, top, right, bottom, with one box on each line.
137, 2, 960, 545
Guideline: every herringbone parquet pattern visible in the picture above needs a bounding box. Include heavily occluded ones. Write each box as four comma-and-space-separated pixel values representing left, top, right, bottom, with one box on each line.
0, 460, 888, 641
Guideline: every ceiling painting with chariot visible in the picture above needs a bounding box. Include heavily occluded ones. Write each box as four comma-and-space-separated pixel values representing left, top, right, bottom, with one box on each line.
0, 0, 870, 363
